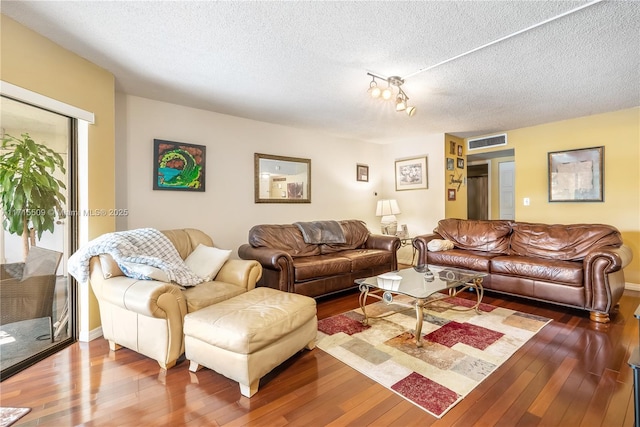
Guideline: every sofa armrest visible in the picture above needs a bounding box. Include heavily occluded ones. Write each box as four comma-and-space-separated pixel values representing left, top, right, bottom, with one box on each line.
238, 244, 295, 292
584, 244, 633, 313
584, 244, 633, 274
412, 233, 442, 265
215, 259, 263, 291
89, 256, 187, 320
365, 234, 401, 252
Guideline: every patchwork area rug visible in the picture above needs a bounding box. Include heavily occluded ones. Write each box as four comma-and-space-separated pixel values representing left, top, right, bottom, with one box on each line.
0, 407, 31, 427
317, 294, 551, 418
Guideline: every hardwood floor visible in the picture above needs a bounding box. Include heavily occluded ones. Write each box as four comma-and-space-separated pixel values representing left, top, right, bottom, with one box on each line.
2, 288, 639, 426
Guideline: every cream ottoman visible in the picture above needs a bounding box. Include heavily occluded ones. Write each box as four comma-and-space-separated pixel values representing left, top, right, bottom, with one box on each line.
184, 287, 317, 397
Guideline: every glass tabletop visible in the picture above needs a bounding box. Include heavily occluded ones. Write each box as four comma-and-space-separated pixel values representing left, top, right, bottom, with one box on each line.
356, 265, 487, 300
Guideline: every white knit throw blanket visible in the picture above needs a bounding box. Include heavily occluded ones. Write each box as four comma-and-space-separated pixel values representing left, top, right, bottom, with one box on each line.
68, 228, 203, 286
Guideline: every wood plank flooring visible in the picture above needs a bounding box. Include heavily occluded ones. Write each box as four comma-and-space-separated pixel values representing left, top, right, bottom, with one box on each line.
1, 288, 639, 426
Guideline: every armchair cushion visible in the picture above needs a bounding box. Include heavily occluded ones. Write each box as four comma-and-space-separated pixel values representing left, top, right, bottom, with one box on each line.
185, 244, 231, 281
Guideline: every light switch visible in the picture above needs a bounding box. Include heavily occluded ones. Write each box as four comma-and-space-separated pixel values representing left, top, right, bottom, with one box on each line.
523, 197, 530, 206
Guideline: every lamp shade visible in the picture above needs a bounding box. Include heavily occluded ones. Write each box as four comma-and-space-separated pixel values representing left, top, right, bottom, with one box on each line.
376, 199, 401, 216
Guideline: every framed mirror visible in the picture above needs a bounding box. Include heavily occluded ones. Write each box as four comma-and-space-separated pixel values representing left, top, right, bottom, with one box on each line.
254, 153, 311, 203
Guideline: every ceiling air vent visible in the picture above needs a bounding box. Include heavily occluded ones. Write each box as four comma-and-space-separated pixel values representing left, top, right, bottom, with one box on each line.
467, 133, 507, 151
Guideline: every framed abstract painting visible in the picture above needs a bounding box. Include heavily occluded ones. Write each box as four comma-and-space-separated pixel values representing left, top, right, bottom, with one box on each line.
153, 139, 206, 191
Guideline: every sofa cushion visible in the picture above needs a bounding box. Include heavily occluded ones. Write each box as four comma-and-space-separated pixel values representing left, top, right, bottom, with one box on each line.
320, 220, 370, 254
491, 255, 583, 286
339, 249, 394, 272
248, 224, 320, 257
509, 222, 622, 261
293, 255, 352, 281
435, 219, 512, 254
427, 249, 495, 272
182, 281, 247, 312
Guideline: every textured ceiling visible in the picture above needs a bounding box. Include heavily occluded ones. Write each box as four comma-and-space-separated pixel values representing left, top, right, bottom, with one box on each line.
2, 1, 639, 144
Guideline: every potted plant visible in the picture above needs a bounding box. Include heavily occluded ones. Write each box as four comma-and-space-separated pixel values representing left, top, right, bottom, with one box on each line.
0, 133, 66, 260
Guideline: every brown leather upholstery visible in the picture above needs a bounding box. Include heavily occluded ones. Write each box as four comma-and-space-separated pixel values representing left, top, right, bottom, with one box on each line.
413, 218, 633, 323
239, 219, 400, 298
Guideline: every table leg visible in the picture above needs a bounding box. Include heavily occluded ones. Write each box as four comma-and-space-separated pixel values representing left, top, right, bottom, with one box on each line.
359, 284, 370, 325
415, 298, 425, 347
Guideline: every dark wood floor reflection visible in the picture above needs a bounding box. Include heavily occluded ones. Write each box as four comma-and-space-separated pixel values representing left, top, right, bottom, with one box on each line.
2, 288, 639, 426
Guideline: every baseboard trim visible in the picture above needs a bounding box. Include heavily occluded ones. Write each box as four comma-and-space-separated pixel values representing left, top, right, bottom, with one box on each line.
79, 326, 103, 342
625, 282, 640, 292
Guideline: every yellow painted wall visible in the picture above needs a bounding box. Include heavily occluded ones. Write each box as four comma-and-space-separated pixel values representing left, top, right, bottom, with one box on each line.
1, 15, 116, 332
469, 108, 640, 284
444, 134, 467, 219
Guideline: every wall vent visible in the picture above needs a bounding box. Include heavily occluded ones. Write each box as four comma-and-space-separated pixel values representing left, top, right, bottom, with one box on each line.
467, 133, 507, 151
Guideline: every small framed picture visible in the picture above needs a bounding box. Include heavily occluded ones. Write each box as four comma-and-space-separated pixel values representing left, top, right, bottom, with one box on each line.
356, 164, 369, 182
457, 144, 463, 157
448, 188, 457, 201
446, 158, 454, 171
449, 141, 456, 155
457, 157, 464, 169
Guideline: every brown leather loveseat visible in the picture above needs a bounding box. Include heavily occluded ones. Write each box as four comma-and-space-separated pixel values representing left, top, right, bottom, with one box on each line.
238, 219, 400, 298
413, 218, 633, 323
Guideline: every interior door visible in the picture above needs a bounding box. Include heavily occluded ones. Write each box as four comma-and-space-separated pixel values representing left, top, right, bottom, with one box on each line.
499, 161, 515, 220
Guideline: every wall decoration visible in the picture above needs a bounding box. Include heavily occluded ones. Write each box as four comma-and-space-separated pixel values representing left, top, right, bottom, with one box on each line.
449, 141, 456, 155
448, 171, 464, 191
446, 158, 454, 171
457, 144, 463, 157
395, 156, 428, 191
448, 188, 457, 201
255, 153, 311, 203
153, 139, 205, 191
357, 164, 369, 182
548, 146, 604, 202
457, 157, 465, 169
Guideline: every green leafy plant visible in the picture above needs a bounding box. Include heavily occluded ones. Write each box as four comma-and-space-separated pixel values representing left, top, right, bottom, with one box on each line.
0, 133, 66, 260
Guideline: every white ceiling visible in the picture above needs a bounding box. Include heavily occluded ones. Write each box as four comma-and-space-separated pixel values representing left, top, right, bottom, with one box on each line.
2, 1, 639, 144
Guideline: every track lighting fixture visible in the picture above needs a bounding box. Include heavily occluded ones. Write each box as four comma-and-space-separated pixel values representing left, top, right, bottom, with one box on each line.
366, 72, 416, 117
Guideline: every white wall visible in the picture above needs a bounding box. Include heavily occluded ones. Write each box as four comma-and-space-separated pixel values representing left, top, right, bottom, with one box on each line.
115, 94, 446, 260
381, 138, 446, 263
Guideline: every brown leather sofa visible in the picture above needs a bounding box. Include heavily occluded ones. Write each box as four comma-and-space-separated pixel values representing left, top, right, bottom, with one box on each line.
238, 219, 400, 298
413, 218, 633, 323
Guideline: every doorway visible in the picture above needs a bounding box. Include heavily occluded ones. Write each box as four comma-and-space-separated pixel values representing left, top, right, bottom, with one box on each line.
1, 96, 76, 380
468, 163, 489, 220
466, 148, 515, 221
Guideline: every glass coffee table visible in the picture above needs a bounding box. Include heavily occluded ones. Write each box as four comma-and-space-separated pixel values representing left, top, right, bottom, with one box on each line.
356, 265, 487, 347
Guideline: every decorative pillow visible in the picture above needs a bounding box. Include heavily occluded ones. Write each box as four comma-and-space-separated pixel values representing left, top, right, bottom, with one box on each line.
184, 244, 231, 281
99, 254, 124, 279
427, 239, 454, 252
118, 261, 170, 282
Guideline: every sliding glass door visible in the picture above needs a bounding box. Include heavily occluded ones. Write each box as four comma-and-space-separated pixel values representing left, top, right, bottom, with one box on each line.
0, 95, 76, 380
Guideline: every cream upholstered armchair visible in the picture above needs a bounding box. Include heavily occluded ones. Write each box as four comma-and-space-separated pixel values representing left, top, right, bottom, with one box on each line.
88, 228, 262, 369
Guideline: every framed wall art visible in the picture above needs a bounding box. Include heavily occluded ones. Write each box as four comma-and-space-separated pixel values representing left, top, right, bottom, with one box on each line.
548, 146, 604, 202
457, 144, 463, 157
153, 139, 205, 191
457, 157, 464, 169
395, 156, 428, 191
357, 164, 369, 182
448, 188, 457, 201
446, 158, 454, 171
